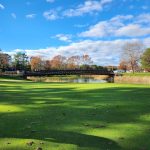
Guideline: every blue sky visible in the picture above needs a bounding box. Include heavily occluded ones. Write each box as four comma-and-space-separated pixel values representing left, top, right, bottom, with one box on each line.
0, 0, 150, 65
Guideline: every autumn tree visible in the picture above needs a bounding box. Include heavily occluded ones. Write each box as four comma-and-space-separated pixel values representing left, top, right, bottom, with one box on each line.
141, 48, 150, 72
30, 56, 43, 71
121, 42, 144, 73
44, 60, 51, 70
118, 60, 128, 72
50, 55, 67, 69
0, 49, 11, 71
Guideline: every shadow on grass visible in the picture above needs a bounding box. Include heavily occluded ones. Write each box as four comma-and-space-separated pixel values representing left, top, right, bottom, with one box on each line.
0, 80, 150, 149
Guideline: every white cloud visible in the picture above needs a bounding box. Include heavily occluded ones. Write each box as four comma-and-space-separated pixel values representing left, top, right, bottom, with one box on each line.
54, 34, 72, 42
136, 13, 150, 24
8, 38, 149, 66
0, 3, 5, 10
26, 14, 36, 19
43, 10, 59, 20
46, 0, 55, 3
63, 0, 112, 17
80, 15, 133, 37
143, 37, 150, 48
79, 14, 150, 38
116, 24, 150, 37
74, 24, 89, 28
11, 13, 17, 19
43, 0, 112, 20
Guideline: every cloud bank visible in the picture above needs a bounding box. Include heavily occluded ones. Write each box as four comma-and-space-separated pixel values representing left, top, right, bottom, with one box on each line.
8, 38, 150, 66
80, 14, 150, 38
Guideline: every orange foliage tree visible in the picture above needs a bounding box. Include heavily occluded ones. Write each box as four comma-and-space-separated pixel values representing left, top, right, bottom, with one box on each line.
50, 55, 67, 69
30, 56, 43, 71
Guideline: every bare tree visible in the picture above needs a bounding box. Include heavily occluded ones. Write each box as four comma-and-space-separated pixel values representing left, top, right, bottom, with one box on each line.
121, 42, 144, 73
81, 54, 93, 65
67, 55, 80, 69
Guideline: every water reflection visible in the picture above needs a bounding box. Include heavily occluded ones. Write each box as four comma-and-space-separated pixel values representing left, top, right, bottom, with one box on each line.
70, 78, 107, 83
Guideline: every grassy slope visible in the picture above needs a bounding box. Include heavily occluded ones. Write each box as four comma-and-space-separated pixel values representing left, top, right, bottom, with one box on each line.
0, 78, 150, 150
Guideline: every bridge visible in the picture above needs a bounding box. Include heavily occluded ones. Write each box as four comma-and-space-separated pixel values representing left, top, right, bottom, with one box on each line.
24, 69, 114, 76
23, 69, 115, 82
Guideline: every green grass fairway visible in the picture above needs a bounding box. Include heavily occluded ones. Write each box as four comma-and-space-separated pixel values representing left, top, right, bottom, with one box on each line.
0, 78, 150, 150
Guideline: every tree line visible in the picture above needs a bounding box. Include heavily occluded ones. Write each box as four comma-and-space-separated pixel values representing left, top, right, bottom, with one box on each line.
0, 50, 104, 72
1, 41, 150, 73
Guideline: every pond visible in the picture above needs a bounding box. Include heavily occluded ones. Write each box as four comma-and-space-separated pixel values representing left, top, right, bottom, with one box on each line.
27, 75, 109, 83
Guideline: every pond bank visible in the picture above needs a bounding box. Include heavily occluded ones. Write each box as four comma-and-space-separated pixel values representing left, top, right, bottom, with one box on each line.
115, 76, 150, 84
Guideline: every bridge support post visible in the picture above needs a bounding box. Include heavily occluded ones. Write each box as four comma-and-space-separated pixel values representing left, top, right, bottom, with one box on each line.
108, 75, 114, 83
22, 71, 27, 80
23, 75, 27, 80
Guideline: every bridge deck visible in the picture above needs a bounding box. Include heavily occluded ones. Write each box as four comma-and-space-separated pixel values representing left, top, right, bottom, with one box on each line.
24, 70, 114, 76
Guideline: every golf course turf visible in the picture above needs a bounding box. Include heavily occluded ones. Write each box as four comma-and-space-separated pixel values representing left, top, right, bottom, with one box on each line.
0, 78, 150, 150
